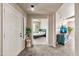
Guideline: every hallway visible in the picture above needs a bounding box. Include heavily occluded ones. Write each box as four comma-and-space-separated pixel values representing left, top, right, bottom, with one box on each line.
0, 3, 75, 56
18, 40, 75, 56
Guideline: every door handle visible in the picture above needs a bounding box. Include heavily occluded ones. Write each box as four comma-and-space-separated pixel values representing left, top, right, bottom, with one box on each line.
20, 35, 22, 37
20, 33, 22, 37
20, 33, 22, 34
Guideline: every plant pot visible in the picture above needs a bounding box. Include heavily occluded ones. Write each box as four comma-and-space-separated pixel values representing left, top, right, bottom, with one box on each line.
25, 37, 32, 48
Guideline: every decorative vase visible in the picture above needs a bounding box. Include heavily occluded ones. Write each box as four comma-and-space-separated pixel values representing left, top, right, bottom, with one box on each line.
25, 37, 32, 48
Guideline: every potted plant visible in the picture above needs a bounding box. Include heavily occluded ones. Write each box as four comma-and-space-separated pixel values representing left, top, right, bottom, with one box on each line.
68, 26, 73, 34
25, 27, 32, 47
26, 27, 31, 38
67, 26, 73, 38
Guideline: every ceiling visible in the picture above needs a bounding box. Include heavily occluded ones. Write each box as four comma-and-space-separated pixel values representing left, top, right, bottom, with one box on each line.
17, 3, 62, 15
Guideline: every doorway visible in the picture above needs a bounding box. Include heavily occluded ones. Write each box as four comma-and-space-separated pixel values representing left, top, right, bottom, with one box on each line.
32, 18, 48, 45
66, 17, 75, 52
56, 17, 75, 55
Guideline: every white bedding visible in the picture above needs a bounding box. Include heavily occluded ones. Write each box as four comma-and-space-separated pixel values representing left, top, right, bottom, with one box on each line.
33, 31, 45, 36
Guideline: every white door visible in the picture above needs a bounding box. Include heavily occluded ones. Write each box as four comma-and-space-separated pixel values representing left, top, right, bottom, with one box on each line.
3, 4, 17, 56
16, 13, 25, 55
3, 4, 24, 56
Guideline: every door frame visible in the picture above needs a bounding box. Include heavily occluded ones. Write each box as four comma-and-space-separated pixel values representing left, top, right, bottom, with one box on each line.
31, 18, 49, 45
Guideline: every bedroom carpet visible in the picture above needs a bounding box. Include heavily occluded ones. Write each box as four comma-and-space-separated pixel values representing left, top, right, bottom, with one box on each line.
18, 40, 75, 56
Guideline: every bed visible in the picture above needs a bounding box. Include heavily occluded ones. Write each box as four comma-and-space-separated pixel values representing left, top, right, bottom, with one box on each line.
33, 29, 46, 39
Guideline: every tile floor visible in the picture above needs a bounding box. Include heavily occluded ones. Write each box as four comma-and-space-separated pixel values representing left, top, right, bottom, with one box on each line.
32, 37, 48, 45
18, 39, 75, 56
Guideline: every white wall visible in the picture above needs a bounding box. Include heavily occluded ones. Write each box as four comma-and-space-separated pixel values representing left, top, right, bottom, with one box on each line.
56, 3, 74, 20
56, 3, 75, 34
40, 18, 48, 29
48, 13, 56, 47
